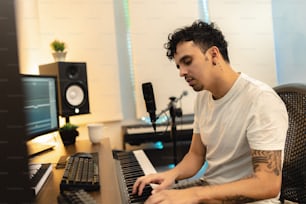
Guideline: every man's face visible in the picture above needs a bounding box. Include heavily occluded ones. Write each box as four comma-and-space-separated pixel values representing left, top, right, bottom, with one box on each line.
174, 41, 214, 92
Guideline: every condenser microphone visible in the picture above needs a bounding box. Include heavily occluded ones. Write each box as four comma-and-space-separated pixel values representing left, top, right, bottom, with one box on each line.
142, 82, 157, 131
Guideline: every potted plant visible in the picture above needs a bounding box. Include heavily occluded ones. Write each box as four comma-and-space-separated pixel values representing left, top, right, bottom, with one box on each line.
50, 39, 67, 62
59, 122, 79, 145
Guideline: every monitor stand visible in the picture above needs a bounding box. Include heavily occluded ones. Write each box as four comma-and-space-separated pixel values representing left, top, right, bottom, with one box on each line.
27, 143, 54, 157
27, 133, 57, 157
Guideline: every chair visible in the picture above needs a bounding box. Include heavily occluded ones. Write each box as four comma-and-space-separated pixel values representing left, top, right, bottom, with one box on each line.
273, 83, 306, 203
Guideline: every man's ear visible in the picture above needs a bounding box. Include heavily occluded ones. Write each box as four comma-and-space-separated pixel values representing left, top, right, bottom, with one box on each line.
210, 46, 219, 57
209, 46, 219, 65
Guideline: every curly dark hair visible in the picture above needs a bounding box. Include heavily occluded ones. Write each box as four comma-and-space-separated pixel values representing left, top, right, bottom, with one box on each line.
164, 20, 230, 63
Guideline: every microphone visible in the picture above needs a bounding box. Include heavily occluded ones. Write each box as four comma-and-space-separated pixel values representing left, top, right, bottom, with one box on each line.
156, 90, 188, 120
142, 82, 157, 131
175, 90, 188, 103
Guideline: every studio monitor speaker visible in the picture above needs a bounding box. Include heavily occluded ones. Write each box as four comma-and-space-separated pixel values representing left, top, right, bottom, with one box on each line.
39, 62, 90, 117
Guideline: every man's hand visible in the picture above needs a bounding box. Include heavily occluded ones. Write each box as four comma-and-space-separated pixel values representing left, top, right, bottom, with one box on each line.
145, 188, 197, 204
146, 187, 224, 204
132, 171, 177, 196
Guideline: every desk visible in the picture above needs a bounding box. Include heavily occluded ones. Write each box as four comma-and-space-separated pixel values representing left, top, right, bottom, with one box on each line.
30, 137, 121, 204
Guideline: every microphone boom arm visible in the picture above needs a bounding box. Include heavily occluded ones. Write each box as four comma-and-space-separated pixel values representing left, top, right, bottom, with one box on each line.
155, 91, 187, 166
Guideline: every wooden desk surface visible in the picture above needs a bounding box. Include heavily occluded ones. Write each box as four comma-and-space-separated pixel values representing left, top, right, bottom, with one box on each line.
30, 137, 122, 204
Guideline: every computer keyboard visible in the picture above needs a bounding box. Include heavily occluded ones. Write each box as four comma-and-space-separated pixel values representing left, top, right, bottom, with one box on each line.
60, 152, 100, 191
58, 189, 97, 204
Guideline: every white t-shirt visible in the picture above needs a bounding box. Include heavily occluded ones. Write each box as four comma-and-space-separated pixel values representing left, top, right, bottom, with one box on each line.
193, 73, 288, 203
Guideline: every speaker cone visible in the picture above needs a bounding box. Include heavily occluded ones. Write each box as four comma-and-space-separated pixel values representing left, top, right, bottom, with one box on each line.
65, 84, 85, 106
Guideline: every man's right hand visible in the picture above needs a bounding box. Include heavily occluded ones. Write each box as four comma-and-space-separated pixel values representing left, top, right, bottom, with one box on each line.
132, 171, 177, 196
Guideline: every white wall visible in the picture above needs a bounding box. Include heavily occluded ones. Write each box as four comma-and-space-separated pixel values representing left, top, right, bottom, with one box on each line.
15, 0, 122, 126
130, 1, 199, 119
15, 0, 124, 148
272, 0, 306, 84
208, 0, 277, 86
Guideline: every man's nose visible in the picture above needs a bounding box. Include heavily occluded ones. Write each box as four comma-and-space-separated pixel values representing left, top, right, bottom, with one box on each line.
179, 66, 187, 77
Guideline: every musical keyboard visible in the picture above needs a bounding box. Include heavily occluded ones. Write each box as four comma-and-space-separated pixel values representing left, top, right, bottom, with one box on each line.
113, 150, 157, 204
122, 114, 194, 149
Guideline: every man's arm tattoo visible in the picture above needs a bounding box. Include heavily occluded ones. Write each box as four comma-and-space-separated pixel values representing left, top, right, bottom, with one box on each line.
252, 150, 282, 176
222, 150, 282, 203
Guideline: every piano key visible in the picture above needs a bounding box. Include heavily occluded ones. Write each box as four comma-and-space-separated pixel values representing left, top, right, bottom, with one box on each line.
113, 149, 157, 204
133, 150, 157, 175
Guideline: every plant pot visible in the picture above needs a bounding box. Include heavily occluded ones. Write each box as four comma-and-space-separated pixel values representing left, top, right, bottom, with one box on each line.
52, 51, 67, 62
59, 130, 79, 145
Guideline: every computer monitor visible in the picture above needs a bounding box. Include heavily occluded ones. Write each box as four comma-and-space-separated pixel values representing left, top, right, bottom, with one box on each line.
21, 74, 59, 156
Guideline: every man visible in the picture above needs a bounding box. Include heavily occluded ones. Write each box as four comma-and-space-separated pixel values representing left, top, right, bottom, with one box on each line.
132, 20, 288, 203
